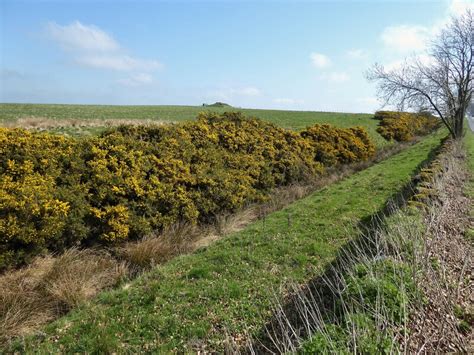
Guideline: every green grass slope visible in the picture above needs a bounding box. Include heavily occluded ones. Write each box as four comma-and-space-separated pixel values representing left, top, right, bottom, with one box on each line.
0, 103, 386, 146
464, 125, 474, 242
8, 130, 446, 353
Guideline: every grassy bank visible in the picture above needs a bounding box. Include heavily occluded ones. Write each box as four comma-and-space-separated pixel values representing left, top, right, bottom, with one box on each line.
248, 135, 472, 353
0, 103, 386, 146
464, 126, 474, 242
5, 130, 446, 353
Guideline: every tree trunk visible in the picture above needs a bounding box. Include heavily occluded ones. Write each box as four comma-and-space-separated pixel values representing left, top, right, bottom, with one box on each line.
454, 110, 465, 139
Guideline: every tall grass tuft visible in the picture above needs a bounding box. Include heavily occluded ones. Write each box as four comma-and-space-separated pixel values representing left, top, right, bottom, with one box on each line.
0, 249, 127, 345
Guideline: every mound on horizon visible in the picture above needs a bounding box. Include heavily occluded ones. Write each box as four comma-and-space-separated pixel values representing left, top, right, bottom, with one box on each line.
204, 102, 232, 108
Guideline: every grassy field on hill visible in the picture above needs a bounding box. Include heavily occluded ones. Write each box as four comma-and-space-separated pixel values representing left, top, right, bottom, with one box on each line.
8, 130, 446, 353
0, 103, 387, 146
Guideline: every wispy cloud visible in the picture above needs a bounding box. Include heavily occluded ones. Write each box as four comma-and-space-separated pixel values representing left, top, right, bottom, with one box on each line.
449, 0, 474, 16
76, 55, 162, 71
45, 21, 162, 72
379, 0, 474, 55
117, 73, 153, 87
310, 52, 331, 68
380, 25, 430, 53
46, 21, 119, 52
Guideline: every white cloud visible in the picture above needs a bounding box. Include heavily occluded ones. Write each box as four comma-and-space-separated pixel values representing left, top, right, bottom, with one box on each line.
310, 52, 331, 68
76, 55, 162, 71
117, 73, 153, 87
273, 98, 304, 105
347, 49, 368, 60
381, 25, 431, 53
46, 21, 119, 52
448, 0, 474, 16
45, 21, 162, 73
379, 1, 473, 56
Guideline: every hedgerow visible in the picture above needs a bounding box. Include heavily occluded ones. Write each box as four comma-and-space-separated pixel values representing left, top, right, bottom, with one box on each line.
0, 112, 376, 270
374, 111, 439, 142
300, 124, 375, 166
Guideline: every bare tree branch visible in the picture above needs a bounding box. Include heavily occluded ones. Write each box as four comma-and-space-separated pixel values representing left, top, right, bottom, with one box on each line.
367, 10, 473, 139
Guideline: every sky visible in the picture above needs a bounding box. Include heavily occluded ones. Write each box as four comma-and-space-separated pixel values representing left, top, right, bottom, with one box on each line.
1, 0, 473, 113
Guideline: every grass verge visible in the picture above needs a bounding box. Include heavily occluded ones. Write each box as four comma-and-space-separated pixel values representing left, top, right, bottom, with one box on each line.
463, 126, 474, 242
5, 131, 445, 353
249, 137, 472, 353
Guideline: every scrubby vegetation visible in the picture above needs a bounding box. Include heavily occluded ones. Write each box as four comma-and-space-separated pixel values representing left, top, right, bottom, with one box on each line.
0, 112, 376, 271
4, 131, 444, 353
301, 124, 375, 165
374, 111, 440, 142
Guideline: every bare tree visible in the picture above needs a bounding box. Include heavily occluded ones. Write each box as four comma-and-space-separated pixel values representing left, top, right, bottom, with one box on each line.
368, 10, 473, 139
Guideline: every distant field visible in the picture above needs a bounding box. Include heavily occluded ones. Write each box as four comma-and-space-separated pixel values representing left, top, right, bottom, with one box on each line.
0, 103, 387, 146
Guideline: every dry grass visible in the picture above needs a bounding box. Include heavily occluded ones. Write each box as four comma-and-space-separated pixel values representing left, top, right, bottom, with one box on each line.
119, 222, 205, 272
0, 116, 169, 130
119, 184, 316, 272
0, 248, 127, 345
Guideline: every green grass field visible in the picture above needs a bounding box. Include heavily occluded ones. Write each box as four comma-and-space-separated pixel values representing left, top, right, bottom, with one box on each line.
8, 130, 445, 353
0, 103, 387, 146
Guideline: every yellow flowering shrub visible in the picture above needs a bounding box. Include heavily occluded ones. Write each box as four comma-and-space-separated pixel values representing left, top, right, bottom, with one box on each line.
300, 124, 376, 166
0, 113, 377, 270
374, 111, 439, 142
90, 205, 130, 242
0, 128, 87, 269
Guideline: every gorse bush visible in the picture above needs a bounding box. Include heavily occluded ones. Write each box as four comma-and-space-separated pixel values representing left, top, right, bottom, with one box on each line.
374, 111, 439, 142
0, 112, 376, 270
0, 129, 89, 269
300, 124, 375, 166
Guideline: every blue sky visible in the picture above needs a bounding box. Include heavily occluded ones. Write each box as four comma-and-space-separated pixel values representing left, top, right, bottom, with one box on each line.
1, 0, 472, 112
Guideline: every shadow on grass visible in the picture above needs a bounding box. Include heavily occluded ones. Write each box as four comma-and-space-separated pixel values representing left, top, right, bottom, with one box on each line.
245, 136, 447, 354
